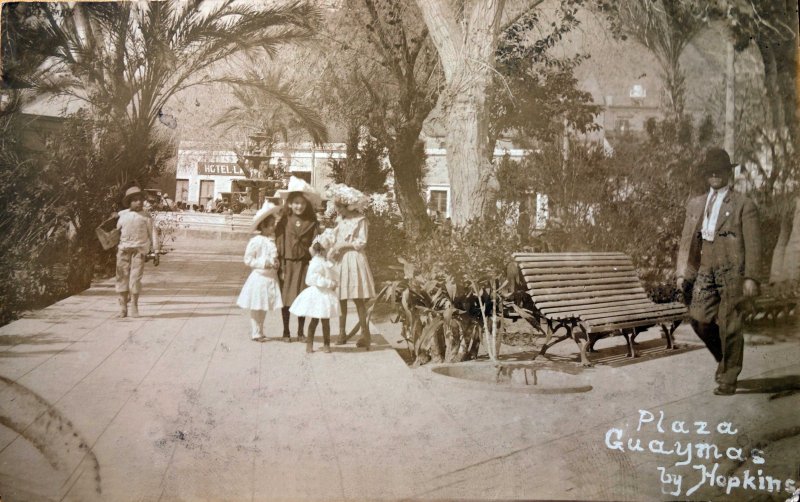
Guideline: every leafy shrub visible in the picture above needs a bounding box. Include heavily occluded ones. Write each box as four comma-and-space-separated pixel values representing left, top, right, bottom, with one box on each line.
497, 116, 716, 301
376, 211, 522, 365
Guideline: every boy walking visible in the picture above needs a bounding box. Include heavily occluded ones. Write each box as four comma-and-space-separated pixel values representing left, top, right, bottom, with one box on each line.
116, 186, 158, 318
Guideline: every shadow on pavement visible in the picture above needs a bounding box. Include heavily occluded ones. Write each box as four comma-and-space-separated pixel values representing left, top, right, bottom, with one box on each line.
0, 334, 75, 357
145, 312, 233, 319
736, 375, 800, 395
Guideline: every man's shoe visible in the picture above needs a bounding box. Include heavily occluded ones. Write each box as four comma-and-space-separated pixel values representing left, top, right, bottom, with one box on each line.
713, 385, 736, 396
335, 333, 347, 345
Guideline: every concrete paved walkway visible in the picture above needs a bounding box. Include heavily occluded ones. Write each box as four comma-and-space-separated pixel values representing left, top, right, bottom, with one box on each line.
0, 238, 798, 501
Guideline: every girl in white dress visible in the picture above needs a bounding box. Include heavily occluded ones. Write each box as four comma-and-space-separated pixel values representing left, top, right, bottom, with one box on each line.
289, 229, 340, 353
237, 202, 283, 341
326, 184, 376, 350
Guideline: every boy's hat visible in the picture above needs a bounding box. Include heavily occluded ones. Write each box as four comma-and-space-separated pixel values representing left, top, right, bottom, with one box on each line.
277, 176, 322, 208
123, 186, 144, 207
251, 201, 282, 231
699, 148, 736, 176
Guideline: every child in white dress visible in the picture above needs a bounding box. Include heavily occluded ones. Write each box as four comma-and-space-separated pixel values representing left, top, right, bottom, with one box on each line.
237, 202, 283, 341
290, 229, 340, 353
326, 184, 376, 350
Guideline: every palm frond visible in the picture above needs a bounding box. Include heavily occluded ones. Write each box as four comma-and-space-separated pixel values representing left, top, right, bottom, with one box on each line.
215, 72, 328, 145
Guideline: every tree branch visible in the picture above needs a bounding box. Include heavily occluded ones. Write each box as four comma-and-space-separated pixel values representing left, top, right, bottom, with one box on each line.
499, 0, 546, 33
414, 0, 463, 79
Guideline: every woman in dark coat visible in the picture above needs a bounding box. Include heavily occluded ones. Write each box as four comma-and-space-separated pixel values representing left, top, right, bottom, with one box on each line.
275, 177, 321, 341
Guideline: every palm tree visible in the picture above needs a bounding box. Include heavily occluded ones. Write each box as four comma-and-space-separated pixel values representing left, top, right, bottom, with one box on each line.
212, 68, 328, 178
607, 0, 706, 119
29, 1, 321, 142
1, 0, 322, 292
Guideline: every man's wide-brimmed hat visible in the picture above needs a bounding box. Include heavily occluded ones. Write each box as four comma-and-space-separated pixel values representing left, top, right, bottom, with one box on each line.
251, 200, 282, 231
123, 186, 144, 207
699, 148, 736, 176
277, 176, 322, 208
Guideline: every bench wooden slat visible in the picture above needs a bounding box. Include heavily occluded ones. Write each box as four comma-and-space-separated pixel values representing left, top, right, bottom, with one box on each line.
524, 271, 636, 283
531, 282, 643, 296
515, 259, 632, 267
580, 304, 687, 322
528, 274, 639, 289
535, 292, 650, 310
585, 307, 687, 326
514, 252, 627, 258
547, 300, 668, 318
520, 265, 636, 275
532, 287, 645, 303
586, 314, 686, 334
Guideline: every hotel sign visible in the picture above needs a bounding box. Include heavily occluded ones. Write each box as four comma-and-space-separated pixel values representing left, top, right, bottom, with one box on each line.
198, 162, 245, 177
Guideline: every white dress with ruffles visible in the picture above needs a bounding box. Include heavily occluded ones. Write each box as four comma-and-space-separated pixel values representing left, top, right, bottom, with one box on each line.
237, 235, 283, 311
332, 216, 376, 300
289, 256, 341, 319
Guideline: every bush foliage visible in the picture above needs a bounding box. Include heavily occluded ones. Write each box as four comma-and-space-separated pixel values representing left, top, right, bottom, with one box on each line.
0, 107, 173, 325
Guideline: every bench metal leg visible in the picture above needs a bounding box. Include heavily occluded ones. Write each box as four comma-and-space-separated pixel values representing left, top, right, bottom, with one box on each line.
575, 325, 593, 367
538, 323, 571, 357
660, 321, 680, 350
577, 339, 592, 367
621, 329, 638, 358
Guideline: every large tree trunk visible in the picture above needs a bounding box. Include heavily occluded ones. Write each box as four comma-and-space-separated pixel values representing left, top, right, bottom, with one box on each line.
445, 81, 497, 225
388, 133, 432, 237
416, 0, 506, 225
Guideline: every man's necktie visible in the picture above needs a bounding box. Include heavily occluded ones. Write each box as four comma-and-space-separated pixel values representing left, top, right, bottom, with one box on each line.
706, 190, 718, 218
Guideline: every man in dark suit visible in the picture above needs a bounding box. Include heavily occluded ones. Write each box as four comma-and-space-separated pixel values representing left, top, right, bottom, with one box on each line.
676, 148, 761, 396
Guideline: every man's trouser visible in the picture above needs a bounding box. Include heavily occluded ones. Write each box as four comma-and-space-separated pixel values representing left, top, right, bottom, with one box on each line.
116, 247, 146, 294
689, 240, 745, 387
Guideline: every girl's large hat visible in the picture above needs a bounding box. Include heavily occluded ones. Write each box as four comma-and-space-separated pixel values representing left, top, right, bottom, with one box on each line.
251, 200, 282, 231
277, 176, 322, 207
326, 183, 370, 213
123, 186, 144, 207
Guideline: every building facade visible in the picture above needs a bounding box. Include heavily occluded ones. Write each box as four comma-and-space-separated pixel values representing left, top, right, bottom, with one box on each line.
173, 139, 527, 217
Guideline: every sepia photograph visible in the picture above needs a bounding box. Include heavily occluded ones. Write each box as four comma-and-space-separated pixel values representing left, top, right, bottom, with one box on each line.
0, 0, 798, 500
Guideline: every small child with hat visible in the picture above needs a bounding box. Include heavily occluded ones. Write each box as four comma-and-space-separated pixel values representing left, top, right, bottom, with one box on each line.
115, 186, 158, 318
237, 201, 284, 341
289, 229, 340, 353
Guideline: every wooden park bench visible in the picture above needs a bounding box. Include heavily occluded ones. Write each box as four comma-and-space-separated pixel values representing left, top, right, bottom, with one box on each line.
509, 252, 688, 366
743, 284, 798, 324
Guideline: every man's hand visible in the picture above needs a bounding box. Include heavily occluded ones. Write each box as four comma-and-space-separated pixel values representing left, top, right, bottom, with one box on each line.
743, 278, 759, 298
